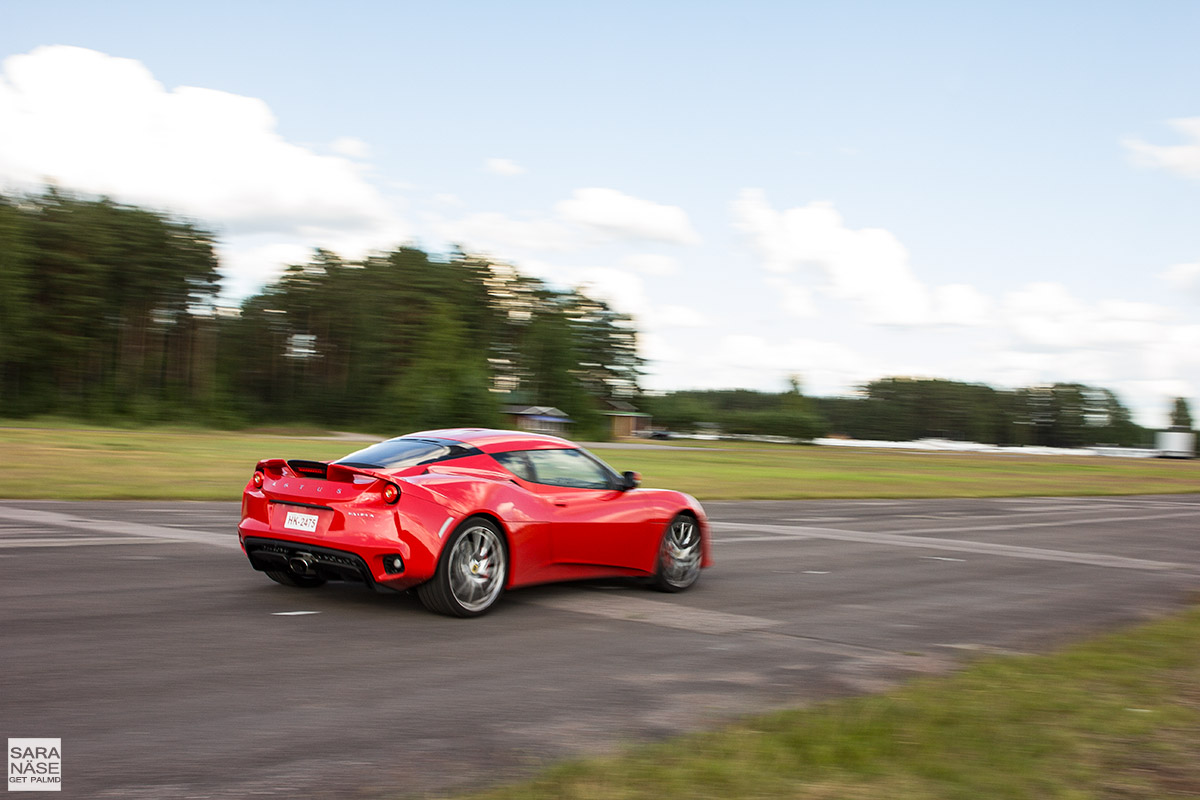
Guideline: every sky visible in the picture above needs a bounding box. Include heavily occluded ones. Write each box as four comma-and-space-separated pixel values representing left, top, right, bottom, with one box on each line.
2, 1, 1198, 428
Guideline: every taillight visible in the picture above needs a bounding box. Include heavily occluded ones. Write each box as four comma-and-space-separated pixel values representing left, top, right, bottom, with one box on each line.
382, 483, 400, 504
252, 471, 264, 489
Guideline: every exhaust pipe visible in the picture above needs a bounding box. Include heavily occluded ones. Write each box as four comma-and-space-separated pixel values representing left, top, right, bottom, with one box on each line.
288, 553, 316, 576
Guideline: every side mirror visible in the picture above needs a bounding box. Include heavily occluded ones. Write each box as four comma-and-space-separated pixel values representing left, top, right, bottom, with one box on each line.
620, 470, 641, 491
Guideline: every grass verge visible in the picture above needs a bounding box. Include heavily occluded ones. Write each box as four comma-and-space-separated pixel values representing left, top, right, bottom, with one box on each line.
1, 424, 1198, 500
615, 445, 1200, 500
454, 607, 1200, 800
0, 424, 356, 499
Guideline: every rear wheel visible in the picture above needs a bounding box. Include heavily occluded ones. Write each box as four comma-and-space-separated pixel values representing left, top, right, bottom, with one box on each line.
264, 570, 326, 588
653, 513, 702, 592
417, 517, 508, 617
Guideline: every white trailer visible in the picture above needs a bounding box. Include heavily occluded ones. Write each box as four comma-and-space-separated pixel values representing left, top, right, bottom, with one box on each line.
1156, 430, 1196, 458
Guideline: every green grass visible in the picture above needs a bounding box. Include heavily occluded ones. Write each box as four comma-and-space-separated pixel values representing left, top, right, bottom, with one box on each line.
1, 423, 1197, 500
0, 424, 357, 499
451, 607, 1200, 800
612, 445, 1200, 500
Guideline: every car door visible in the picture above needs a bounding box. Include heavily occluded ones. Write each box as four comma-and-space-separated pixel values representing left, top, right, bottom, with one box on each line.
497, 448, 652, 570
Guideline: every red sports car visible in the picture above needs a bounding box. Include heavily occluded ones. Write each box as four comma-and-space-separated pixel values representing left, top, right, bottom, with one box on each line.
238, 428, 711, 616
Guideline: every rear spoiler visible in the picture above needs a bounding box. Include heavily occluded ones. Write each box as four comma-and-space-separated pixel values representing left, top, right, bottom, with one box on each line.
255, 458, 392, 484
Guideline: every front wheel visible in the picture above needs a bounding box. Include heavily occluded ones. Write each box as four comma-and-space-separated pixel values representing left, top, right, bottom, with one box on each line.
417, 517, 508, 617
652, 514, 702, 592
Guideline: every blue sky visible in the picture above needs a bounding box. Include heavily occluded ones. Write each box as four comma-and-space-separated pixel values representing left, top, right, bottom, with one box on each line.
3, 1, 1199, 426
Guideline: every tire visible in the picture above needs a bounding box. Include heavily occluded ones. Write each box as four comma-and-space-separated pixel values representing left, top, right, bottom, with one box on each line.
264, 570, 326, 588
417, 517, 508, 617
652, 513, 702, 592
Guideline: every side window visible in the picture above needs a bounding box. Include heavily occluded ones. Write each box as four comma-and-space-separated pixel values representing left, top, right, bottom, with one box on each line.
524, 449, 614, 490
492, 451, 535, 482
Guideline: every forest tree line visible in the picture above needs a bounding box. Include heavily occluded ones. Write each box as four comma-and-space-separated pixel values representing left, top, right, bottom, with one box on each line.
0, 188, 1189, 446
0, 189, 638, 438
646, 379, 1191, 448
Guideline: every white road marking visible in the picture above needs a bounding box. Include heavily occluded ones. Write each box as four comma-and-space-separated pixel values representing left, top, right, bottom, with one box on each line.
997, 497, 1198, 510
0, 525, 50, 535
272, 611, 321, 616
982, 505, 1117, 514
0, 506, 241, 549
0, 537, 184, 548
922, 556, 966, 562
803, 570, 831, 574
524, 592, 782, 634
1087, 497, 1200, 509
995, 497, 1095, 503
714, 516, 1196, 572
868, 509, 1200, 538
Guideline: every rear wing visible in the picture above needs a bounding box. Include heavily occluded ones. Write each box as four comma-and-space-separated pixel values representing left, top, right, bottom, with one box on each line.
255, 458, 392, 484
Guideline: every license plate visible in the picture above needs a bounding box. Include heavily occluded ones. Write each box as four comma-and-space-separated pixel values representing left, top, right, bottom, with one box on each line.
283, 510, 319, 533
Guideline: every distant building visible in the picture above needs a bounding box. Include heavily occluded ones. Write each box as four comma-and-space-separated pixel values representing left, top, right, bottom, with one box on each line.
601, 399, 651, 439
503, 401, 651, 439
503, 405, 572, 436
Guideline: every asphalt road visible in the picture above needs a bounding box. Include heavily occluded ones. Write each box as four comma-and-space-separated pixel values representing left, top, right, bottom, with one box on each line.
2, 495, 1198, 799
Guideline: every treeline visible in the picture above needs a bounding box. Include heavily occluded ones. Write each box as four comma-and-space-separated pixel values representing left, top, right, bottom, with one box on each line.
0, 189, 221, 419
0, 189, 638, 438
817, 378, 1150, 447
648, 378, 1155, 448
642, 381, 825, 440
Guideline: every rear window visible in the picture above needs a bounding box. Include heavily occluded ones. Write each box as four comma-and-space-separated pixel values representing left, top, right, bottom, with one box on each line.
336, 438, 478, 469
492, 450, 535, 481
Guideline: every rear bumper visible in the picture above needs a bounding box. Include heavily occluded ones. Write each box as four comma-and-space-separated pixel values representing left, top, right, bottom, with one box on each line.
241, 535, 431, 591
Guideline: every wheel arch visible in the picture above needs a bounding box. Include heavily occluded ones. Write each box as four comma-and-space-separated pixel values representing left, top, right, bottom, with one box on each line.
672, 506, 713, 569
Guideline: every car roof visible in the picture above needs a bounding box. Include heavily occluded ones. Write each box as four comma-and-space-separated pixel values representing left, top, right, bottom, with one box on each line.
400, 428, 577, 454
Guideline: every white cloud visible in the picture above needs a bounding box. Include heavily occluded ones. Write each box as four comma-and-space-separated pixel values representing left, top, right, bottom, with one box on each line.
1155, 323, 1200, 373
933, 283, 992, 326
1163, 261, 1200, 295
571, 267, 651, 318
765, 277, 817, 318
1003, 282, 1169, 350
638, 331, 683, 364
983, 348, 1119, 389
485, 157, 525, 176
988, 281, 1198, 425
1124, 118, 1200, 180
331, 136, 371, 159
217, 240, 313, 301
711, 334, 877, 394
560, 267, 706, 331
732, 189, 980, 326
433, 189, 701, 258
1002, 282, 1080, 349
656, 305, 708, 328
557, 188, 701, 245
621, 253, 681, 276
0, 46, 409, 300
433, 211, 575, 253
0, 46, 394, 237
